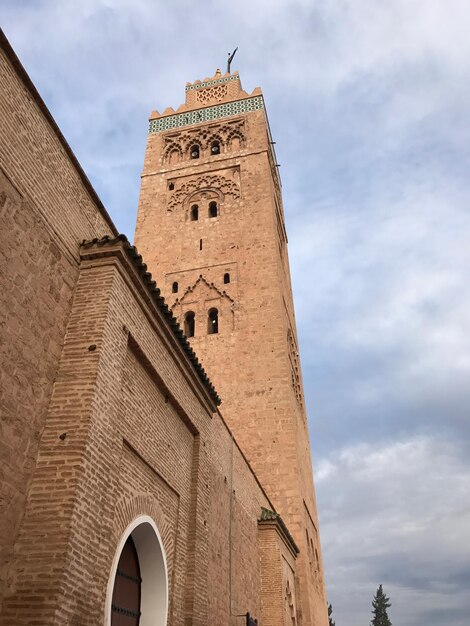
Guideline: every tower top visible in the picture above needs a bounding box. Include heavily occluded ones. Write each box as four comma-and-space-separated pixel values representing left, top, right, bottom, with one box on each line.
185, 68, 241, 92
149, 70, 263, 132
184, 68, 245, 106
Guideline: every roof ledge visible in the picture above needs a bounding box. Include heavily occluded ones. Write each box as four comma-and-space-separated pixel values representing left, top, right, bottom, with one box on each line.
80, 234, 221, 407
259, 507, 299, 557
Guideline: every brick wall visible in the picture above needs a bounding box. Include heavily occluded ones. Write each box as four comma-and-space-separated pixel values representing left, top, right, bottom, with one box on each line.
1, 238, 296, 625
0, 38, 114, 609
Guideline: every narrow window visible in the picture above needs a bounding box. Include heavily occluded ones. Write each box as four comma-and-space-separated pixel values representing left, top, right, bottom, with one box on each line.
168, 182, 174, 191
190, 145, 200, 159
223, 272, 230, 284
199, 239, 203, 251
172, 281, 178, 294
211, 141, 220, 155
208, 308, 218, 335
191, 204, 199, 221
184, 311, 195, 338
209, 201, 218, 218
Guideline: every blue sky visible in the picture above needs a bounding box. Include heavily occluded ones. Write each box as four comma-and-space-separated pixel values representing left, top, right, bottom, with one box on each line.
3, 2, 470, 624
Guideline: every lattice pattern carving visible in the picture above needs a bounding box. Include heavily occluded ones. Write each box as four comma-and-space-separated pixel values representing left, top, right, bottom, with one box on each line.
268, 142, 282, 207
167, 174, 240, 212
196, 84, 228, 104
285, 579, 297, 626
305, 504, 323, 589
288, 329, 303, 408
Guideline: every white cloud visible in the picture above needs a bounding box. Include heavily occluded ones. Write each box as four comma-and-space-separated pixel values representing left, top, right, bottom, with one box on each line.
317, 435, 470, 626
2, 2, 470, 624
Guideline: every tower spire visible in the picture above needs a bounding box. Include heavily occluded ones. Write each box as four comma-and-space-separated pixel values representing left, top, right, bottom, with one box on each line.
227, 46, 238, 73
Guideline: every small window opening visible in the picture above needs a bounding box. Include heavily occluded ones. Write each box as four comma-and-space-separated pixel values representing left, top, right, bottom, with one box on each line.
224, 272, 230, 284
208, 308, 218, 335
172, 281, 178, 294
168, 182, 175, 191
209, 201, 218, 218
199, 239, 203, 251
191, 204, 199, 221
184, 311, 195, 338
190, 145, 200, 159
211, 141, 220, 155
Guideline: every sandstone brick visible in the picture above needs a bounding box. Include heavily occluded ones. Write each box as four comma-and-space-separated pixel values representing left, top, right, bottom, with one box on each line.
0, 31, 324, 626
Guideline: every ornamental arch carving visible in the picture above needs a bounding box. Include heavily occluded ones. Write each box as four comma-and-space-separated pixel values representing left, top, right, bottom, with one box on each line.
167, 173, 240, 214
226, 129, 245, 150
184, 188, 222, 221
163, 143, 183, 166
161, 119, 246, 164
171, 275, 236, 337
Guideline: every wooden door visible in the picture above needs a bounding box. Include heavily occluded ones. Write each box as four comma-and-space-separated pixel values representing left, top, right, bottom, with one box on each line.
111, 536, 141, 625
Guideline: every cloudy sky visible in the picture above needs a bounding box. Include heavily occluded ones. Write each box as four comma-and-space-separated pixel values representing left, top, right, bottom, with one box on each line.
3, 1, 470, 624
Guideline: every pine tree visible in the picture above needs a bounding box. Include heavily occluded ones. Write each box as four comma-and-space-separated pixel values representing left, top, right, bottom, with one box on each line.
370, 584, 392, 626
327, 602, 335, 626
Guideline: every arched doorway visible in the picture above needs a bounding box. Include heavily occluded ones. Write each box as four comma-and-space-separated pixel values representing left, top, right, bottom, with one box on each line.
107, 516, 168, 626
111, 536, 141, 625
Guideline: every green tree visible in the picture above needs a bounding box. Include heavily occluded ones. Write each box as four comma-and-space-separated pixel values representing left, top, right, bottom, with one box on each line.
370, 584, 392, 626
327, 602, 335, 626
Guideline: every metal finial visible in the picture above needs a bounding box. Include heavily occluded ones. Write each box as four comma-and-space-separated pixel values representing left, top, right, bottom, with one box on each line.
227, 47, 238, 74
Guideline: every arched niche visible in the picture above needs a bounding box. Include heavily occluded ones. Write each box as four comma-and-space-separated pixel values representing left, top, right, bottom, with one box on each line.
184, 187, 223, 218
168, 150, 180, 165
227, 133, 244, 151
106, 515, 168, 626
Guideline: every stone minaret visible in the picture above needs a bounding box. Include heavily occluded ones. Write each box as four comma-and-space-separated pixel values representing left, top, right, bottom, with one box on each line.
135, 69, 328, 626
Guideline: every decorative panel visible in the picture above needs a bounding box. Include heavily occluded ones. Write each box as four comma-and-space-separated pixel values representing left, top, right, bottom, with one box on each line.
149, 96, 264, 133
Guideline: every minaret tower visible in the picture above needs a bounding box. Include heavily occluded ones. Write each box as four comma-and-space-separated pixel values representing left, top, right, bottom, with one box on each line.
135, 68, 328, 626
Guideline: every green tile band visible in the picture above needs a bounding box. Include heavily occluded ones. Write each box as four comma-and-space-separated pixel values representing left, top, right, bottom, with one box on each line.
185, 74, 240, 91
149, 96, 264, 133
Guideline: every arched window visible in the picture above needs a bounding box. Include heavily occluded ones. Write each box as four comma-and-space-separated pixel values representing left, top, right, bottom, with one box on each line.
209, 201, 218, 218
223, 272, 230, 284
211, 141, 220, 155
184, 311, 195, 338
168, 182, 174, 191
111, 536, 141, 625
190, 145, 199, 159
172, 282, 178, 294
208, 308, 218, 335
190, 204, 199, 221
